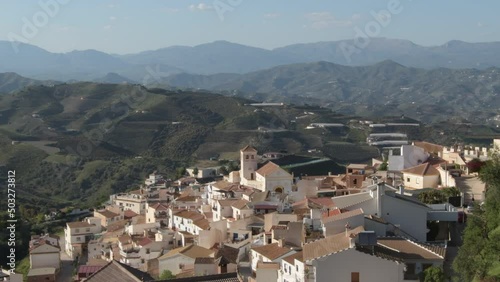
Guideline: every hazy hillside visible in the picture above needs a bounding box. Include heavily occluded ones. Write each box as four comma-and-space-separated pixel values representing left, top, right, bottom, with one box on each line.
0, 72, 57, 94
0, 83, 377, 209
120, 40, 293, 74
163, 61, 500, 123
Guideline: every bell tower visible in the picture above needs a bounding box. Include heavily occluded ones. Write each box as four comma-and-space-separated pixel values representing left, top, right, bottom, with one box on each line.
240, 145, 257, 181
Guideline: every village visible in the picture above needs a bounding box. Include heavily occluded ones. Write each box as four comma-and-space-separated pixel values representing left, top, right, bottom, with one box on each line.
20, 139, 499, 282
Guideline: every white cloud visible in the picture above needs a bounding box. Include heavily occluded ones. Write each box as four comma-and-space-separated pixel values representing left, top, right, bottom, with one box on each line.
107, 4, 116, 8
103, 25, 112, 30
109, 16, 117, 21
304, 12, 353, 29
264, 13, 280, 19
351, 13, 362, 21
189, 3, 213, 11
477, 22, 484, 28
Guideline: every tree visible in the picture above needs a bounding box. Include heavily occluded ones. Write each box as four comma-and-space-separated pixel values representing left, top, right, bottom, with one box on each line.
192, 167, 199, 177
158, 270, 175, 280
441, 186, 460, 198
418, 190, 446, 204
378, 162, 388, 171
422, 266, 445, 282
218, 166, 228, 175
467, 158, 487, 173
453, 152, 500, 281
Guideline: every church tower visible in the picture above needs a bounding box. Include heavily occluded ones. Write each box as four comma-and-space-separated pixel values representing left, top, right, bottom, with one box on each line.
240, 145, 258, 181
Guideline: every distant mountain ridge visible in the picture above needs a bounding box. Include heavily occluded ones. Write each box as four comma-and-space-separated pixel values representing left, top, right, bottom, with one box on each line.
1, 38, 500, 81
160, 60, 500, 123
0, 72, 57, 93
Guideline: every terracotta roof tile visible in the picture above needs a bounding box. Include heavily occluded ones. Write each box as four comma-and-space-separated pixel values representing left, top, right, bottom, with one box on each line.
255, 162, 282, 176
193, 218, 211, 230
67, 221, 94, 228
401, 163, 440, 176
240, 145, 257, 152
158, 245, 214, 260
175, 210, 205, 221
303, 226, 364, 261
282, 251, 303, 264
413, 141, 444, 154
322, 208, 364, 224
96, 210, 120, 219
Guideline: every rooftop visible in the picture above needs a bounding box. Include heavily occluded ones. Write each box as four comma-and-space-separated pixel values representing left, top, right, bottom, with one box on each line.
30, 243, 60, 254
303, 226, 364, 261
67, 221, 95, 228
96, 210, 120, 219
401, 163, 440, 176
255, 162, 283, 176
240, 145, 257, 153
322, 208, 364, 224
86, 260, 154, 282
159, 244, 214, 260
251, 243, 294, 260
282, 251, 304, 264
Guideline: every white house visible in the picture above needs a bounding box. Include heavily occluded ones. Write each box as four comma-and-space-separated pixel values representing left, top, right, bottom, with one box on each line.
388, 145, 429, 171
331, 182, 457, 242
401, 163, 440, 189
146, 203, 169, 226
64, 217, 102, 259
250, 243, 295, 274
157, 245, 214, 276
30, 244, 60, 271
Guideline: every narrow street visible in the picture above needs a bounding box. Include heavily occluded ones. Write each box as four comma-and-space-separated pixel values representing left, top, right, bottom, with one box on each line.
58, 236, 75, 282
443, 222, 465, 281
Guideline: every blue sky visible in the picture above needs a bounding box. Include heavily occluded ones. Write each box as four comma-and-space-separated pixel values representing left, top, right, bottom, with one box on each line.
0, 0, 498, 54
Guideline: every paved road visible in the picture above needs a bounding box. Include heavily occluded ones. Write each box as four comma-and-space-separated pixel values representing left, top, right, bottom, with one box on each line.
59, 236, 75, 282
455, 176, 486, 205
443, 222, 465, 281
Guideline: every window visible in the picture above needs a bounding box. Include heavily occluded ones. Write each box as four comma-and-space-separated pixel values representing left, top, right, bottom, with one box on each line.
251, 155, 254, 159
250, 173, 254, 180
76, 237, 81, 241
406, 263, 416, 275
407, 177, 410, 182
86, 228, 90, 232
75, 228, 79, 233
246, 155, 249, 159
146, 248, 150, 254
353, 179, 358, 185
416, 178, 420, 184
351, 272, 360, 282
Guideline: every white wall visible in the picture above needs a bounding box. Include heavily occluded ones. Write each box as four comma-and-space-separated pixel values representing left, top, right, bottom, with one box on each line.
382, 196, 429, 242
158, 255, 195, 275
30, 253, 60, 270
313, 248, 404, 282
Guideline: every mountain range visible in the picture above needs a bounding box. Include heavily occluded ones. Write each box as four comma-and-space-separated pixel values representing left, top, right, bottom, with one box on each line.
153, 60, 500, 123
2, 38, 500, 82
